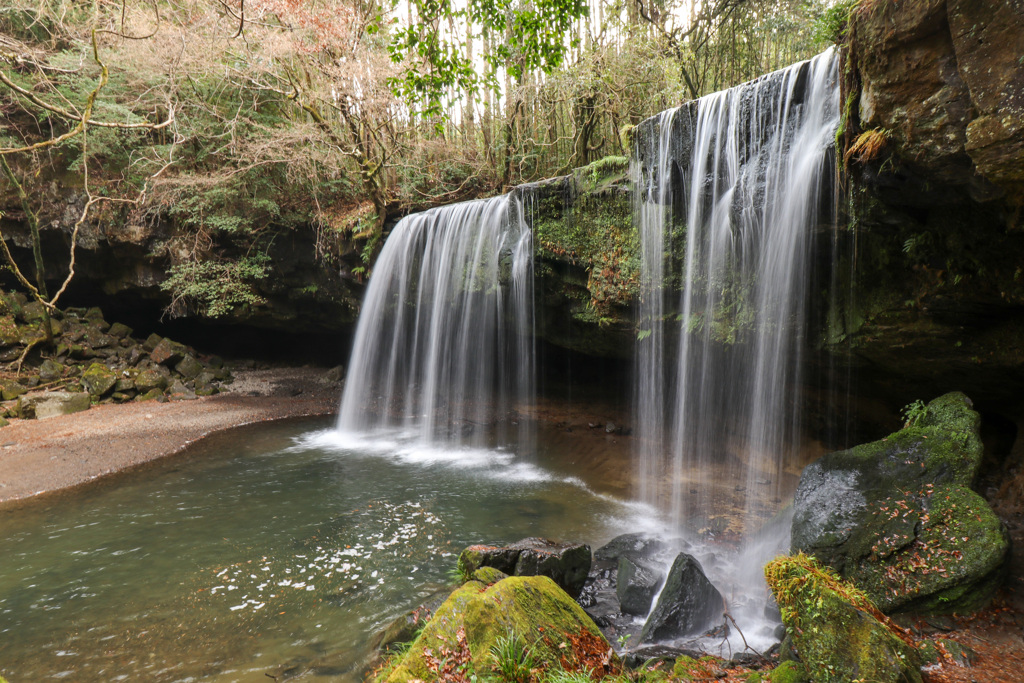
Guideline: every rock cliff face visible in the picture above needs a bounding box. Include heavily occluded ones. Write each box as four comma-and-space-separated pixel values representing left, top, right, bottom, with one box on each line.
0, 197, 366, 334
851, 0, 1024, 201
838, 0, 1024, 415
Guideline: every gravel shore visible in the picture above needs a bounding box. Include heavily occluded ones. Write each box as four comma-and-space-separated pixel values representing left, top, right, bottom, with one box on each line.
0, 367, 340, 506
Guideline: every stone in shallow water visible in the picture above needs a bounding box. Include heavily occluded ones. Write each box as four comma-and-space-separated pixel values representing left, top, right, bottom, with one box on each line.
594, 532, 669, 563
457, 537, 592, 598
639, 552, 723, 644
616, 554, 663, 616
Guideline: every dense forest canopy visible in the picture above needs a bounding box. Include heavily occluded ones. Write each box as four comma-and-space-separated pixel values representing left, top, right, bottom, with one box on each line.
0, 0, 847, 318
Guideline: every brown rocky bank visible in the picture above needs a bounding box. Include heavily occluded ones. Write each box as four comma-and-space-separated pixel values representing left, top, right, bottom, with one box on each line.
0, 366, 339, 506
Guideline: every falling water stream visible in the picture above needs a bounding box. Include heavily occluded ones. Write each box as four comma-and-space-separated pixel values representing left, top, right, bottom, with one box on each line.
337, 194, 534, 452
631, 49, 841, 650
634, 49, 841, 529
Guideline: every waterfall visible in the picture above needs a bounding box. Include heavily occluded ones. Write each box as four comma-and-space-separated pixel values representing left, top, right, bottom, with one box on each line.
337, 194, 534, 450
633, 49, 841, 533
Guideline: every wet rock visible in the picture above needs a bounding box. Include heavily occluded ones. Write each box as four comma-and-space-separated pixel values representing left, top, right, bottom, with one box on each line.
323, 365, 344, 382
594, 533, 669, 563
458, 538, 592, 598
616, 555, 663, 616
25, 391, 91, 420
174, 354, 204, 380
107, 322, 133, 339
150, 338, 189, 366
194, 384, 218, 397
135, 388, 164, 402
791, 392, 1009, 613
38, 359, 65, 383
622, 645, 705, 670
765, 554, 922, 683
81, 363, 117, 397
639, 553, 723, 643
142, 333, 162, 352
0, 416, 9, 428
513, 538, 592, 598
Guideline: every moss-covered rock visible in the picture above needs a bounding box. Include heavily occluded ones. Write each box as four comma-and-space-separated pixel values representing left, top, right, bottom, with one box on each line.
81, 363, 117, 397
0, 379, 27, 401
385, 575, 618, 682
766, 660, 810, 683
135, 369, 169, 393
471, 566, 509, 585
791, 392, 1008, 613
0, 315, 20, 347
918, 637, 976, 667
672, 654, 724, 680
765, 554, 922, 683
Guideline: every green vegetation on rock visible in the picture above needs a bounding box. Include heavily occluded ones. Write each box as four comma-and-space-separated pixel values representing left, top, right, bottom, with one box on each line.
791, 392, 1009, 613
765, 660, 809, 683
765, 554, 922, 683
383, 575, 618, 682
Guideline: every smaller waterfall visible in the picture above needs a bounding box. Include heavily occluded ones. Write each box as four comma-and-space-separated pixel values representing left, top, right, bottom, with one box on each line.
337, 195, 534, 449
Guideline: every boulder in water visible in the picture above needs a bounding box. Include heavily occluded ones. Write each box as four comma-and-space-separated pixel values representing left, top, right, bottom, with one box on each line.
616, 554, 664, 616
593, 532, 668, 563
791, 392, 1009, 613
458, 537, 592, 598
765, 554, 922, 683
639, 552, 723, 643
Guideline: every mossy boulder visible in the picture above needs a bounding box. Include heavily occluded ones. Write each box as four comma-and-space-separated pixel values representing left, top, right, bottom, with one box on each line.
791, 392, 1008, 613
150, 338, 189, 366
81, 363, 117, 397
0, 315, 20, 346
135, 369, 169, 393
766, 661, 810, 683
0, 379, 27, 401
107, 322, 133, 339
673, 654, 725, 680
765, 554, 922, 683
918, 637, 976, 667
385, 575, 618, 682
38, 359, 65, 383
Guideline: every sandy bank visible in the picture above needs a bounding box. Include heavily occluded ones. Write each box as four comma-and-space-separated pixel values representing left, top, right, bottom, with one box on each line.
0, 367, 340, 506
